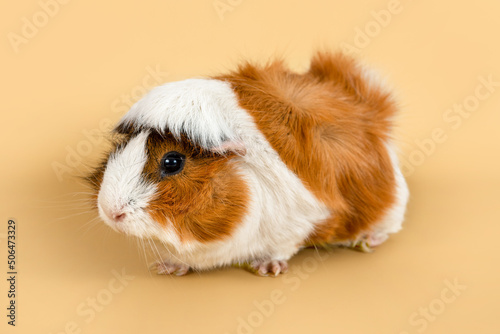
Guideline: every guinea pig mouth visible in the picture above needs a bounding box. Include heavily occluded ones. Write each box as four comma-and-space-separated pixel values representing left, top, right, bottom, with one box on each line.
108, 222, 127, 233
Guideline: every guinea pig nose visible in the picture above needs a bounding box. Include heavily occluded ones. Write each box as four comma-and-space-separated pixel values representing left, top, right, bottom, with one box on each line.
112, 212, 126, 222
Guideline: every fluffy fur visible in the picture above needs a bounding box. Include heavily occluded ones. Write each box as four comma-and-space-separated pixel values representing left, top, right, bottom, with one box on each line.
88, 51, 409, 276
217, 52, 402, 244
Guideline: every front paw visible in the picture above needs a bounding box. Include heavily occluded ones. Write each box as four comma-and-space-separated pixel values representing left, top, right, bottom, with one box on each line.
151, 261, 190, 276
241, 259, 289, 277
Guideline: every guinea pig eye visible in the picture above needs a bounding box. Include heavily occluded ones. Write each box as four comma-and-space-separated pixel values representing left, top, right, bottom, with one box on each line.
160, 151, 186, 177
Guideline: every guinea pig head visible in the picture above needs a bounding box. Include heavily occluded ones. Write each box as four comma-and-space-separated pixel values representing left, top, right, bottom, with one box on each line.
87, 79, 251, 250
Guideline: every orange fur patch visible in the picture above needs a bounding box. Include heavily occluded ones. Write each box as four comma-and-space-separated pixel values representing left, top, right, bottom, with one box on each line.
142, 130, 249, 243
216, 52, 397, 244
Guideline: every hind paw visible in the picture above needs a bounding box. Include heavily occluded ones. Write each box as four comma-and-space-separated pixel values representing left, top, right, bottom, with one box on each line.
350, 232, 389, 253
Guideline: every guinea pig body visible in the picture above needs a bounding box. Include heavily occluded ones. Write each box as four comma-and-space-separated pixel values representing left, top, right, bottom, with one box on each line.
88, 52, 409, 276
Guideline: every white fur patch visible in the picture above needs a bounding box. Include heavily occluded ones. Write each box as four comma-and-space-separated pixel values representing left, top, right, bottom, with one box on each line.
117, 79, 244, 149
370, 142, 409, 240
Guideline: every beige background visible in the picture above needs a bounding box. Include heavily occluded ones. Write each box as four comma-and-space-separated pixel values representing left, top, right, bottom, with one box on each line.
1, 0, 499, 333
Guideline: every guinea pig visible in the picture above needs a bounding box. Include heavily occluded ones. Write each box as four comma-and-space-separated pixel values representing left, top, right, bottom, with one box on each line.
87, 51, 409, 277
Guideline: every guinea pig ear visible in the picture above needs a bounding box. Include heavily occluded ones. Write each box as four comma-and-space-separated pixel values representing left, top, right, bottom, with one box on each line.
210, 140, 247, 156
